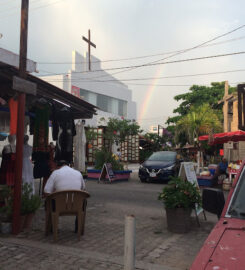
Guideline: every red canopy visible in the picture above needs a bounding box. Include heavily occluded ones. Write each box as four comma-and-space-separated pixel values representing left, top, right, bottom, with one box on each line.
199, 130, 245, 145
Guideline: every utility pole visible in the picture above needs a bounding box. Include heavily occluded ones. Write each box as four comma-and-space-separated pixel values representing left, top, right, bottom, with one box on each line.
12, 0, 29, 235
82, 29, 96, 71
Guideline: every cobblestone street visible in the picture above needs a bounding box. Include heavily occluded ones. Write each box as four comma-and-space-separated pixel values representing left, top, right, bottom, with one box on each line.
0, 169, 218, 270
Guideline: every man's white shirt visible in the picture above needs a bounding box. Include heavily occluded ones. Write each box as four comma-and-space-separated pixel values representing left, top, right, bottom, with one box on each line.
44, 165, 85, 194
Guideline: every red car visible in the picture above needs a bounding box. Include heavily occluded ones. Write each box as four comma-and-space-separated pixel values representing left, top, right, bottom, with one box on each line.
191, 160, 245, 270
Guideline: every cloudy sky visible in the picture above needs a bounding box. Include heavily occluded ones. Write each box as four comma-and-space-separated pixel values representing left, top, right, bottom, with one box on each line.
1, 0, 245, 131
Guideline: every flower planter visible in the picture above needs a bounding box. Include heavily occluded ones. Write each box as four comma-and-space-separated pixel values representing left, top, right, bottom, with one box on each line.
87, 169, 132, 182
165, 208, 192, 233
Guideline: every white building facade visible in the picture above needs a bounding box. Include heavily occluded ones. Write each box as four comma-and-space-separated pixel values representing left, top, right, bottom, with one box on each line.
41, 51, 137, 126
149, 125, 158, 134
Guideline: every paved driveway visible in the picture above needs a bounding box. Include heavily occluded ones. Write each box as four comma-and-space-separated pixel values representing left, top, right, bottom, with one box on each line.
0, 170, 218, 270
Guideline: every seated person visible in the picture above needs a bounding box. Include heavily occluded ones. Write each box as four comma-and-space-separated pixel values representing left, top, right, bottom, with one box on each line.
44, 160, 86, 232
218, 158, 228, 175
44, 160, 85, 194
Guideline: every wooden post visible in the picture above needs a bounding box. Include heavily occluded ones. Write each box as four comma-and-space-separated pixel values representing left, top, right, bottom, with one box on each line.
223, 81, 229, 132
238, 84, 245, 131
12, 0, 29, 235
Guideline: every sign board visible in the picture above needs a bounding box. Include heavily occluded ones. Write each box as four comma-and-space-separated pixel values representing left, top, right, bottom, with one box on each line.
13, 76, 37, 95
179, 162, 204, 216
179, 162, 198, 185
227, 141, 234, 149
99, 163, 116, 183
179, 162, 199, 186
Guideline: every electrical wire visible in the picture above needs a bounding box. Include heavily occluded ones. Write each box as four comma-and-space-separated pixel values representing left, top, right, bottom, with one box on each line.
121, 82, 241, 87
36, 80, 242, 87
26, 23, 245, 84
29, 0, 68, 12
2, 1, 245, 85
97, 23, 245, 79
37, 67, 244, 87
37, 23, 245, 82
0, 0, 44, 16
37, 51, 245, 77
38, 68, 245, 83
38, 35, 245, 65
1, 1, 245, 83
0, 0, 68, 21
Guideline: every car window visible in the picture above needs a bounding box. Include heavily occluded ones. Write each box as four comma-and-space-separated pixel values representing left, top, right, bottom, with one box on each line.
147, 152, 176, 162
227, 166, 245, 219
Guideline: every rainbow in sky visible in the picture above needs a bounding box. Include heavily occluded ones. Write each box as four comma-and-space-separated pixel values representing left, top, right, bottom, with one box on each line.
138, 66, 165, 127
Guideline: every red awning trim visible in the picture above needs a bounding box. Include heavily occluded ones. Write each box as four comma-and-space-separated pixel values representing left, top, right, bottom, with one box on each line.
199, 130, 245, 145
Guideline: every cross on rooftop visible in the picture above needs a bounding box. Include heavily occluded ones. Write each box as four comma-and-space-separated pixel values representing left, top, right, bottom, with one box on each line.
82, 29, 96, 71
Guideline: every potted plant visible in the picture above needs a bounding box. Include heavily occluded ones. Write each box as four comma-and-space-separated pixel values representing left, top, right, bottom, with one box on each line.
21, 183, 41, 231
158, 176, 202, 233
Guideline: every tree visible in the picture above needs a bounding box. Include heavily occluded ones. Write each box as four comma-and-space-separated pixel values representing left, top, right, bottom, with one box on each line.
175, 104, 222, 145
100, 117, 142, 151
167, 82, 236, 125
144, 131, 172, 151
140, 129, 173, 161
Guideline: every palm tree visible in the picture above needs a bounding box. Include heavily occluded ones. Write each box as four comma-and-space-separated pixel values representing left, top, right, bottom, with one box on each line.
175, 104, 222, 145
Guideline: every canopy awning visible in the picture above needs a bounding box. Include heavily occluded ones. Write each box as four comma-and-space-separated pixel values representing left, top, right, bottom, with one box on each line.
199, 130, 245, 145
0, 61, 97, 119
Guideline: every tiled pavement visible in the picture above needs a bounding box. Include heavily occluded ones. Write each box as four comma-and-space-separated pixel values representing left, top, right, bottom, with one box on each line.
0, 170, 218, 270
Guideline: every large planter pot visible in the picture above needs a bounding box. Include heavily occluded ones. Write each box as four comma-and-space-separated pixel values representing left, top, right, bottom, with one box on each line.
165, 208, 192, 233
87, 169, 132, 182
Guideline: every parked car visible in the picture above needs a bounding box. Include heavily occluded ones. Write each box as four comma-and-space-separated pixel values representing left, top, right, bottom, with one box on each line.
191, 160, 245, 270
138, 151, 181, 182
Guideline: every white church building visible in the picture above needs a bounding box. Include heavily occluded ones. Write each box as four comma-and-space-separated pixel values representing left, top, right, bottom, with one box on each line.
41, 51, 137, 126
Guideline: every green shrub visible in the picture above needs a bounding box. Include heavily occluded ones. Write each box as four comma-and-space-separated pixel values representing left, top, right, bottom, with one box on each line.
94, 148, 124, 171
158, 177, 201, 209
21, 183, 41, 215
0, 184, 42, 221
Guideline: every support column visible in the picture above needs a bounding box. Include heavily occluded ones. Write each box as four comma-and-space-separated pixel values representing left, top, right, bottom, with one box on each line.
12, 0, 29, 235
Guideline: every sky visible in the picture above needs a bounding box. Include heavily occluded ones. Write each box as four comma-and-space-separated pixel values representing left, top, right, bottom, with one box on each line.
1, 0, 245, 132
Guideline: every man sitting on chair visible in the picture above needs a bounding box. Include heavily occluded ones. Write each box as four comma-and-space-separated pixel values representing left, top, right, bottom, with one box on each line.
44, 160, 86, 232
44, 160, 85, 194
